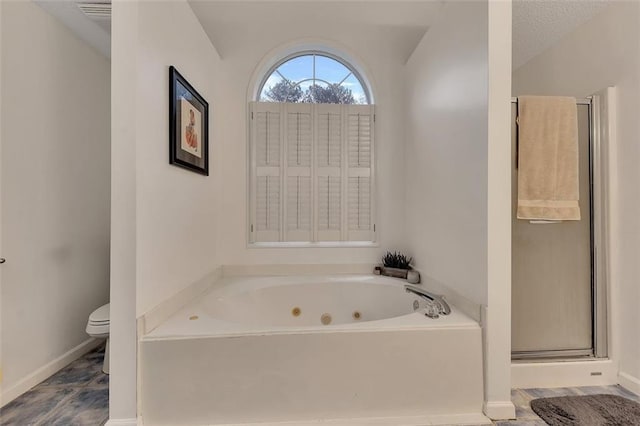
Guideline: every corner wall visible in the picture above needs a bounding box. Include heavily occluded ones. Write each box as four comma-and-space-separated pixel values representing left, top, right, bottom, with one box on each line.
404, 1, 515, 418
485, 0, 514, 418
404, 1, 489, 307
110, 0, 222, 422
512, 1, 640, 393
0, 1, 110, 405
110, 0, 138, 422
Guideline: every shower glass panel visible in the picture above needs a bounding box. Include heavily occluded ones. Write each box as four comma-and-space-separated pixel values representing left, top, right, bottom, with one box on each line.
511, 103, 593, 358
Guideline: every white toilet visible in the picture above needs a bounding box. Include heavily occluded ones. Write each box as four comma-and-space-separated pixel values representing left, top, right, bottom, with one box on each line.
86, 303, 110, 374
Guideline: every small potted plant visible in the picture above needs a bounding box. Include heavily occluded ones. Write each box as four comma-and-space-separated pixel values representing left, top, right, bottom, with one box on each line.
377, 251, 411, 278
374, 251, 421, 283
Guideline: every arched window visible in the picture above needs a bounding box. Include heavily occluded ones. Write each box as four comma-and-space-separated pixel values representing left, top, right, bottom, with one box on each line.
249, 49, 375, 245
258, 52, 370, 104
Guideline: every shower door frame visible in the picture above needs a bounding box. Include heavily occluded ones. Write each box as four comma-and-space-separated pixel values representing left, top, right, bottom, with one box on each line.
510, 95, 609, 361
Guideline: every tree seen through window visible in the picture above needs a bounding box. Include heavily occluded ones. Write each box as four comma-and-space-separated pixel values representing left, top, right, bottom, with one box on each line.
259, 53, 369, 104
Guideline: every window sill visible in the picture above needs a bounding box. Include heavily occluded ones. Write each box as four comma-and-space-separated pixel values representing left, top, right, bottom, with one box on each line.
248, 241, 380, 249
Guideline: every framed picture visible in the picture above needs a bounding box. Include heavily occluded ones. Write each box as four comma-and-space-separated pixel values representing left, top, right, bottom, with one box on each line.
169, 66, 209, 175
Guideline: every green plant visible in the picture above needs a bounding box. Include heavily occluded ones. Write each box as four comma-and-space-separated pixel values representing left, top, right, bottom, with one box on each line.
381, 251, 413, 270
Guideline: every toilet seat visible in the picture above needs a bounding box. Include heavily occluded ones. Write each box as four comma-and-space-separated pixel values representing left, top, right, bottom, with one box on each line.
86, 303, 110, 374
89, 303, 110, 323
86, 322, 109, 337
86, 303, 110, 338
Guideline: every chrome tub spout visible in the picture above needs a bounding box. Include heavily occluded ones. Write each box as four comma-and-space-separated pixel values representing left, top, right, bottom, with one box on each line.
405, 284, 451, 316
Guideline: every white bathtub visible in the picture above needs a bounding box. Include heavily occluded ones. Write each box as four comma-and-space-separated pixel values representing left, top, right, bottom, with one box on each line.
141, 275, 487, 425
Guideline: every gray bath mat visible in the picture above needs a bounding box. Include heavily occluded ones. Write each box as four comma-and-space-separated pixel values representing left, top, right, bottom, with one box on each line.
530, 394, 640, 425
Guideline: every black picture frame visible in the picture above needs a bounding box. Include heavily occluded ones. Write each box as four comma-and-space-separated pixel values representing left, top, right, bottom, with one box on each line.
169, 66, 209, 175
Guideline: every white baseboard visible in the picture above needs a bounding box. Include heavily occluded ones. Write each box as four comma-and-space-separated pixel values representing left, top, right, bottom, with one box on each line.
105, 418, 138, 426
511, 359, 617, 389
1, 338, 102, 407
140, 266, 222, 335
618, 371, 640, 395
483, 400, 516, 420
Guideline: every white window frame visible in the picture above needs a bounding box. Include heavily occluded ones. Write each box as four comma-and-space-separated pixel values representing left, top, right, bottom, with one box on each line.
248, 102, 377, 247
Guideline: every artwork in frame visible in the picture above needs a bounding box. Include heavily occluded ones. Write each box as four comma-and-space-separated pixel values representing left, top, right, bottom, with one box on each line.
169, 66, 209, 175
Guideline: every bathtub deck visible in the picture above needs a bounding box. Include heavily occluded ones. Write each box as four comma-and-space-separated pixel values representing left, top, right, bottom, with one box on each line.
146, 305, 480, 340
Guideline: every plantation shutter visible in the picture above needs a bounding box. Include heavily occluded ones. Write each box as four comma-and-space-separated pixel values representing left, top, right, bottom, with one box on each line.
346, 105, 375, 241
315, 104, 343, 241
250, 103, 282, 242
284, 104, 313, 241
250, 102, 375, 243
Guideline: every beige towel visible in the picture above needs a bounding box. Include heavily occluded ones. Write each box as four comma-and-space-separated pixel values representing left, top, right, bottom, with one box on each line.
517, 96, 580, 221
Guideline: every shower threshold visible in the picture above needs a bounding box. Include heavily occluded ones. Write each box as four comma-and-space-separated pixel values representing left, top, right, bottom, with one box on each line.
512, 348, 595, 361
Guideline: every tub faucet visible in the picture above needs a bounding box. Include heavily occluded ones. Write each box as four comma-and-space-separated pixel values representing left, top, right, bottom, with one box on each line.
405, 285, 451, 316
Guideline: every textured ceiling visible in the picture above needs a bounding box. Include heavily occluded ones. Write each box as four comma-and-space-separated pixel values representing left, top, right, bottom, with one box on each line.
513, 0, 613, 70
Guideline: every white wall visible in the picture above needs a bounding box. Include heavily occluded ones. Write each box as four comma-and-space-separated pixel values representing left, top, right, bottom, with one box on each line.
110, 1, 138, 421
134, 1, 222, 318
111, 0, 222, 421
512, 1, 640, 392
404, 1, 489, 306
0, 0, 110, 402
485, 0, 514, 419
212, 24, 408, 266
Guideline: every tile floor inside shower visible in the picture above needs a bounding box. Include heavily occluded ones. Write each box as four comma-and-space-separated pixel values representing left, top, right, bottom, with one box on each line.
1, 345, 639, 426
